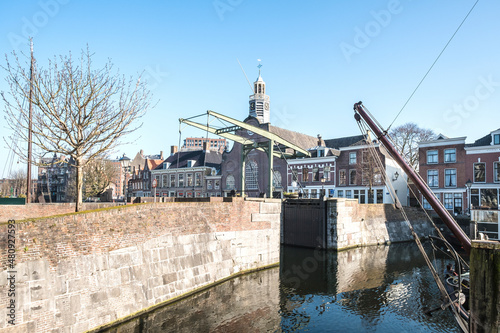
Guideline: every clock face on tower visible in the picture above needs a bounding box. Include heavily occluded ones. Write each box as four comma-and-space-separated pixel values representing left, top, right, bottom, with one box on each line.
265, 102, 269, 110
250, 101, 255, 110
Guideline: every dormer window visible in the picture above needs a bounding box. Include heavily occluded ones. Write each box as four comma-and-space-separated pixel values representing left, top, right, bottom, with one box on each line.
187, 160, 195, 168
494, 134, 500, 145
163, 162, 170, 169
318, 149, 324, 157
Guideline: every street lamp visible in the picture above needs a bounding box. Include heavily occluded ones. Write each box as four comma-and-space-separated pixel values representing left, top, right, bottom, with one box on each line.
465, 179, 472, 214
321, 176, 326, 199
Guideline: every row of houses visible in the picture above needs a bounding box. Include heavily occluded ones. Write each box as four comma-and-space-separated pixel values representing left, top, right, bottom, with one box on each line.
418, 130, 500, 239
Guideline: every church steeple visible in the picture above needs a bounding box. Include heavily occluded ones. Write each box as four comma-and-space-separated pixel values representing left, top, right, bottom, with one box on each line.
249, 61, 270, 124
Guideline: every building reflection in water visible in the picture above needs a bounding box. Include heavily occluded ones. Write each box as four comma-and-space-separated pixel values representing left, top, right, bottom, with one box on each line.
101, 242, 460, 333
279, 242, 461, 332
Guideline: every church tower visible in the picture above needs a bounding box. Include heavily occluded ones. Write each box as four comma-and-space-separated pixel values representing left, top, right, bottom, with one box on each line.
249, 64, 270, 124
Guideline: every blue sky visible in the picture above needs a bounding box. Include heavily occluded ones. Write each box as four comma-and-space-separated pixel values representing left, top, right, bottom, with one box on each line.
1, 0, 499, 178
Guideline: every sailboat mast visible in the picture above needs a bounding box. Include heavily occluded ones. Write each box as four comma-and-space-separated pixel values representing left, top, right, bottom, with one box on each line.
26, 38, 34, 204
353, 102, 472, 254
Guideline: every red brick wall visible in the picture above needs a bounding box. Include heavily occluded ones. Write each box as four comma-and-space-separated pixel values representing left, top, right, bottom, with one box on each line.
0, 202, 122, 223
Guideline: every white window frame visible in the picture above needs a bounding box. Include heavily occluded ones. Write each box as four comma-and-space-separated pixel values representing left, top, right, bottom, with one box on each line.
427, 150, 438, 164
444, 149, 456, 163
427, 169, 439, 187
349, 152, 356, 165
444, 169, 457, 188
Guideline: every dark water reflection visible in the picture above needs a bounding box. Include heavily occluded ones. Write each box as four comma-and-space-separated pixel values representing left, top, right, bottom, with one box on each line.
102, 242, 461, 333
279, 242, 461, 332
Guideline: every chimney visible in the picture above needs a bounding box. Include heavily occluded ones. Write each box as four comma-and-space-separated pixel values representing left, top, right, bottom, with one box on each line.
171, 145, 178, 156
160, 151, 163, 160
317, 134, 325, 147
203, 141, 209, 153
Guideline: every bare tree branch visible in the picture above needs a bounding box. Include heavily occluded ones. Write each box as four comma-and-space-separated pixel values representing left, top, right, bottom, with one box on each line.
2, 47, 152, 211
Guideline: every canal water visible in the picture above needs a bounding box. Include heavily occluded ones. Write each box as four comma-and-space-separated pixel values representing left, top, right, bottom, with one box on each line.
102, 242, 462, 332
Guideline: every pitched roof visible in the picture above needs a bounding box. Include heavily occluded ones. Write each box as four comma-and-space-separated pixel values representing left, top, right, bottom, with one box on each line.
267, 125, 318, 151
157, 150, 223, 170
466, 133, 492, 147
324, 135, 365, 149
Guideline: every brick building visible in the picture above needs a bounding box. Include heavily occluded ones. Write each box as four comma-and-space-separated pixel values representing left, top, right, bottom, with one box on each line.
418, 129, 500, 239
151, 144, 223, 198
285, 133, 408, 205
37, 154, 75, 203
182, 137, 227, 152
418, 134, 467, 214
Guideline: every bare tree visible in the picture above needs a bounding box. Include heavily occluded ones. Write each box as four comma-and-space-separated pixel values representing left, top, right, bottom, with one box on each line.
358, 148, 383, 201
67, 157, 119, 199
2, 47, 152, 211
389, 122, 435, 170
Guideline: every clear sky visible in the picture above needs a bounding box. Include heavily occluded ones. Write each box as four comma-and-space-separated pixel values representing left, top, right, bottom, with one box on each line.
1, 0, 499, 178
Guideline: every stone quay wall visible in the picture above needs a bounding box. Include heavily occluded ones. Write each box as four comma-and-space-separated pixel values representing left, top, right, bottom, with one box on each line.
0, 197, 281, 333
327, 199, 436, 250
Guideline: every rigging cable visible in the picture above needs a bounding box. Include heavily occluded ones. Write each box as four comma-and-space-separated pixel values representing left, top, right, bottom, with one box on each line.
356, 120, 469, 331
388, 0, 480, 131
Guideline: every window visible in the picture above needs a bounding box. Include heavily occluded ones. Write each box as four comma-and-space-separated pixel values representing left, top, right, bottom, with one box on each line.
195, 173, 202, 187
170, 174, 176, 187
349, 170, 356, 185
337, 190, 344, 198
346, 190, 352, 198
374, 169, 383, 185
323, 166, 330, 181
162, 175, 168, 188
214, 180, 220, 190
368, 189, 375, 204
494, 162, 500, 183
422, 197, 432, 209
302, 167, 309, 182
178, 174, 184, 187
376, 189, 383, 203
444, 193, 454, 209
427, 150, 438, 164
245, 161, 258, 190
187, 173, 193, 187
226, 175, 235, 190
494, 134, 500, 145
353, 190, 359, 200
358, 190, 366, 204
207, 180, 212, 190
471, 189, 479, 208
427, 170, 438, 187
349, 152, 356, 164
339, 170, 346, 186
444, 169, 457, 187
273, 171, 282, 188
292, 168, 298, 182
311, 189, 318, 199
481, 189, 498, 209
313, 167, 319, 181
318, 149, 324, 157
474, 163, 485, 182
444, 149, 456, 163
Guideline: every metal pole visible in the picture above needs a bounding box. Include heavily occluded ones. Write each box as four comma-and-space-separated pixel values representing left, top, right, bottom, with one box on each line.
354, 102, 471, 254
26, 38, 34, 204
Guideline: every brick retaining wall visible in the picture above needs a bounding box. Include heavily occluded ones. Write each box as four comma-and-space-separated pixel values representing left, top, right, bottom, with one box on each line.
0, 198, 281, 332
0, 203, 123, 223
